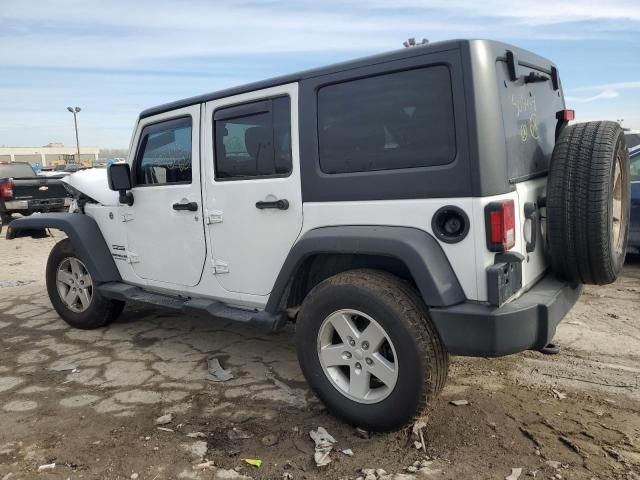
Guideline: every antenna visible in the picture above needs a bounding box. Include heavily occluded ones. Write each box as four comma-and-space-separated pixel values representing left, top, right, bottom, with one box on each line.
403, 38, 428, 48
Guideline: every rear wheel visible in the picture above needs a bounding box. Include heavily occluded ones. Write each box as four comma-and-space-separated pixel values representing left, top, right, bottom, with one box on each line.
46, 239, 124, 329
547, 121, 630, 284
295, 269, 448, 431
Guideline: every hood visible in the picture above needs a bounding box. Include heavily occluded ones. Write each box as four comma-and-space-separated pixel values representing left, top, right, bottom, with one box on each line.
62, 168, 120, 206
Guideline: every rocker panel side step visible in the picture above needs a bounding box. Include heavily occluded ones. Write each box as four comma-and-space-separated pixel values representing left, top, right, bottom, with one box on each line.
97, 282, 286, 331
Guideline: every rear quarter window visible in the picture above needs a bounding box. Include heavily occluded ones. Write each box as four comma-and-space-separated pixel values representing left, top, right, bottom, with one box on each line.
317, 66, 456, 174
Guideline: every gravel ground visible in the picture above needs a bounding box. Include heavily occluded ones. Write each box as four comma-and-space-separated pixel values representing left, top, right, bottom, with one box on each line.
0, 233, 638, 480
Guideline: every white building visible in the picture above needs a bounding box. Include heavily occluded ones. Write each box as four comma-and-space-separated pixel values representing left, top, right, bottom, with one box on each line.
0, 143, 100, 167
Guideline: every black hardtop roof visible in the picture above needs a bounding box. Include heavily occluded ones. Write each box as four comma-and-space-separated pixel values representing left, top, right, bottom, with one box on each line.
140, 39, 466, 119
139, 38, 553, 119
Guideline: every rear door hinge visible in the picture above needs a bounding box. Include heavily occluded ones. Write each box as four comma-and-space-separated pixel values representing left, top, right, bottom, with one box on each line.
213, 260, 229, 274
127, 252, 140, 264
121, 212, 134, 222
205, 210, 223, 225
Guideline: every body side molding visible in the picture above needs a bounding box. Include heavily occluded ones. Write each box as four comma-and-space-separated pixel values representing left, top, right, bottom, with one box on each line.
265, 225, 466, 313
6, 213, 121, 283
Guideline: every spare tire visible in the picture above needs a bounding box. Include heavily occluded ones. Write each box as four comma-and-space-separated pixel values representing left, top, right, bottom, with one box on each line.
547, 121, 630, 284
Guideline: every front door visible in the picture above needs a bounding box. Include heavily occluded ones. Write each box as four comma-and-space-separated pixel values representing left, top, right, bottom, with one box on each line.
203, 84, 303, 296
125, 105, 206, 287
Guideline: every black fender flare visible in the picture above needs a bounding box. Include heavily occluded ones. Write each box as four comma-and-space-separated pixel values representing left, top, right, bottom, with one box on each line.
5, 213, 121, 283
265, 225, 465, 313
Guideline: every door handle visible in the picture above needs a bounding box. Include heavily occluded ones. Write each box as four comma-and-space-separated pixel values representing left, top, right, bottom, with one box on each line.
255, 199, 289, 210
172, 201, 198, 212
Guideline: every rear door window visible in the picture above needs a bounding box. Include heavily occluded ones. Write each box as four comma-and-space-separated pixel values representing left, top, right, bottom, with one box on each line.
317, 66, 456, 174
213, 96, 292, 180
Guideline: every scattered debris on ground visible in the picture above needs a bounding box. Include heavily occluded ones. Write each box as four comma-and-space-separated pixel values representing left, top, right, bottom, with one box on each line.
505, 467, 522, 480
552, 388, 567, 400
0, 238, 638, 479
242, 458, 262, 468
37, 463, 55, 472
155, 413, 173, 425
207, 357, 234, 382
309, 426, 336, 467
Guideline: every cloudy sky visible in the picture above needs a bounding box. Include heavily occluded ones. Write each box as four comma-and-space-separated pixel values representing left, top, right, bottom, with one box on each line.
0, 0, 639, 149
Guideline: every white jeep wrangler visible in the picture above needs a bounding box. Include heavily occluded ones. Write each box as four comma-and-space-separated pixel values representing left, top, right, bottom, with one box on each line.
6, 39, 630, 431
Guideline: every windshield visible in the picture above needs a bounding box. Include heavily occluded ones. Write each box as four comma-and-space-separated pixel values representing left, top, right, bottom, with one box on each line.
0, 163, 36, 178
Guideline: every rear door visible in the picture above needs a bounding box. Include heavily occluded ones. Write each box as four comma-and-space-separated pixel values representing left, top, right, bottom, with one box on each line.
202, 83, 302, 296
124, 105, 206, 287
496, 58, 565, 289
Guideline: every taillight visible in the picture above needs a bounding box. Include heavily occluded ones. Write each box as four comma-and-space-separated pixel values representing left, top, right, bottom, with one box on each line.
0, 179, 13, 200
485, 200, 516, 252
556, 109, 575, 122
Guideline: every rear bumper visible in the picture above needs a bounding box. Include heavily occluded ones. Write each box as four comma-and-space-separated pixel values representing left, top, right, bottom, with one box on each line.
430, 273, 583, 357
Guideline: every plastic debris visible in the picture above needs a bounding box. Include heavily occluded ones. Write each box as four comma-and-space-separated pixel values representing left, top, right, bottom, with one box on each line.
187, 432, 207, 439
193, 460, 216, 470
157, 427, 174, 432
243, 458, 262, 468
506, 467, 523, 480
37, 463, 56, 472
207, 357, 234, 382
450, 399, 469, 406
309, 426, 336, 467
341, 448, 354, 456
227, 427, 252, 440
412, 420, 427, 452
552, 389, 567, 400
155, 413, 173, 425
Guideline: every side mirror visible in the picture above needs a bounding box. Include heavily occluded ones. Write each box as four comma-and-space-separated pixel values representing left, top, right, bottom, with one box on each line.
107, 163, 134, 206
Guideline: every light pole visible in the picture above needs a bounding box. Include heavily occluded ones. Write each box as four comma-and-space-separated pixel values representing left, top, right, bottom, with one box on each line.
67, 106, 81, 165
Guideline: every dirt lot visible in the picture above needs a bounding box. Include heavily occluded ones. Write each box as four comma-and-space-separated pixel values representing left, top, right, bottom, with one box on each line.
0, 233, 638, 480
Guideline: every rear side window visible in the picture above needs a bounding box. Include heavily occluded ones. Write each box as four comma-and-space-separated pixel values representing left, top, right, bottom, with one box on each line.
317, 66, 456, 174
134, 117, 192, 186
214, 96, 292, 180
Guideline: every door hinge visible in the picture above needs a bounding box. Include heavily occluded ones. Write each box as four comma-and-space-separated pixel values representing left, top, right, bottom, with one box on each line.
121, 212, 134, 222
127, 252, 140, 264
213, 260, 229, 274
205, 210, 223, 225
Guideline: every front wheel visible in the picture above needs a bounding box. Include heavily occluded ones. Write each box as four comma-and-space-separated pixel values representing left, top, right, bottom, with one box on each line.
46, 239, 124, 329
295, 269, 448, 431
